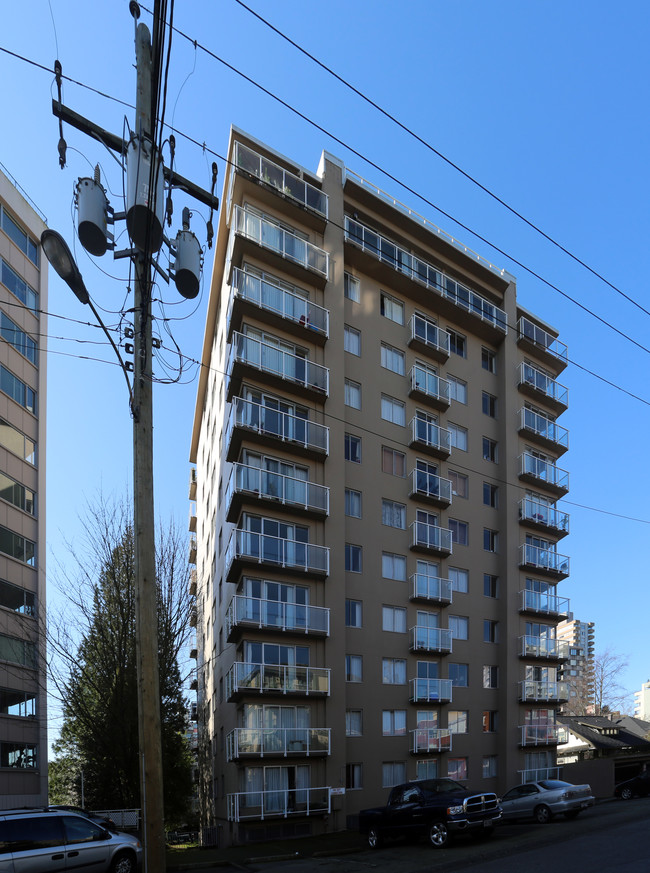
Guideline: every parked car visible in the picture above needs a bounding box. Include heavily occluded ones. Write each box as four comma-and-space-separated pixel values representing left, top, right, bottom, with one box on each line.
0, 808, 141, 872
499, 779, 594, 823
614, 771, 650, 799
49, 804, 118, 832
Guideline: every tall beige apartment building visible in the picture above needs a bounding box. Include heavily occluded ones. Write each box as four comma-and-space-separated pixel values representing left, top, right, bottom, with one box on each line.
190, 128, 572, 846
0, 169, 47, 806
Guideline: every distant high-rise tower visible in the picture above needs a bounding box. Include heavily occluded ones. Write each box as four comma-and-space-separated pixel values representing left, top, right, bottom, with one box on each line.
633, 680, 650, 721
557, 619, 595, 714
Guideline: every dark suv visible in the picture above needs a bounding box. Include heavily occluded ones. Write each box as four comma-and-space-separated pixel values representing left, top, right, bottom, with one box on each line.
0, 808, 141, 872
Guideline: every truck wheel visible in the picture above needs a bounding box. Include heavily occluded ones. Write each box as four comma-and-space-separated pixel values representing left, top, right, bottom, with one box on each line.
367, 826, 383, 849
533, 804, 552, 824
427, 821, 449, 849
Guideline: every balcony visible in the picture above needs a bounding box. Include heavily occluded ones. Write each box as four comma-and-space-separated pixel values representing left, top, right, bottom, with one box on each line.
188, 508, 196, 533
410, 729, 452, 754
344, 216, 507, 337
188, 467, 197, 500
519, 725, 560, 747
225, 463, 329, 522
410, 572, 453, 606
188, 570, 197, 596
227, 332, 329, 403
519, 635, 570, 661
410, 521, 453, 556
226, 662, 330, 699
227, 786, 331, 822
226, 397, 329, 462
519, 362, 568, 414
518, 408, 569, 455
519, 767, 561, 784
409, 365, 451, 410
519, 589, 570, 619
409, 417, 452, 459
226, 727, 331, 761
409, 626, 453, 654
225, 595, 330, 640
409, 468, 452, 508
408, 314, 450, 361
519, 681, 568, 703
225, 529, 329, 581
230, 205, 329, 287
189, 636, 197, 660
188, 537, 197, 565
517, 317, 568, 372
227, 267, 328, 346
519, 498, 569, 538
189, 606, 197, 628
518, 453, 569, 497
520, 544, 569, 580
409, 678, 453, 704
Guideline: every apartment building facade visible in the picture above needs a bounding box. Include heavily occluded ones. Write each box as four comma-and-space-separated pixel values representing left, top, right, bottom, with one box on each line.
634, 681, 650, 721
0, 169, 47, 806
189, 128, 571, 846
557, 619, 595, 715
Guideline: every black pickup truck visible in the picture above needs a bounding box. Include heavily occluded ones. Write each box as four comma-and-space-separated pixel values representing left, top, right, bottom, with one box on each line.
359, 778, 501, 849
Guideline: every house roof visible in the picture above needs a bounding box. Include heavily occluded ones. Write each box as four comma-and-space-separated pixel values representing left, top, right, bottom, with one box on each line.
558, 715, 650, 752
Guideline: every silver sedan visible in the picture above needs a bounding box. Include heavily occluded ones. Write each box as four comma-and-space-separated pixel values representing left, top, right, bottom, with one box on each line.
499, 779, 594, 823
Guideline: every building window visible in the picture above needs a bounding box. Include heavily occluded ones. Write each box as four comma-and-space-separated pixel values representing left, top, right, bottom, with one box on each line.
0, 579, 36, 616
448, 329, 466, 357
345, 434, 361, 463
482, 755, 498, 778
448, 375, 467, 404
483, 483, 498, 508
381, 343, 405, 375
346, 710, 363, 737
0, 418, 36, 465
448, 711, 468, 734
0, 633, 36, 668
382, 606, 407, 633
449, 519, 468, 546
484, 620, 499, 643
382, 658, 406, 684
346, 763, 363, 789
0, 365, 36, 415
448, 758, 468, 781
449, 470, 468, 498
1, 207, 39, 265
382, 499, 406, 529
0, 525, 35, 566
380, 292, 404, 324
344, 272, 360, 302
483, 529, 498, 552
482, 391, 497, 417
345, 599, 362, 628
344, 325, 361, 355
382, 552, 407, 581
481, 347, 496, 373
381, 395, 406, 426
449, 615, 469, 640
0, 312, 37, 366
417, 760, 438, 780
345, 544, 362, 573
448, 423, 468, 451
0, 742, 37, 768
0, 472, 35, 516
449, 663, 469, 687
482, 711, 499, 732
1, 259, 39, 315
483, 665, 499, 688
448, 567, 469, 593
484, 574, 499, 598
482, 437, 498, 462
382, 446, 406, 476
345, 379, 361, 409
345, 489, 362, 518
382, 710, 407, 736
0, 688, 36, 718
345, 655, 363, 683
382, 761, 407, 787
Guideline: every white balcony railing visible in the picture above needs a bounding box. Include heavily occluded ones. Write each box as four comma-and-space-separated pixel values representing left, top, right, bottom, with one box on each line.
519, 635, 569, 660
519, 498, 569, 534
226, 727, 331, 760
410, 626, 453, 653
410, 729, 452, 754
410, 573, 453, 605
409, 365, 451, 405
519, 408, 569, 450
409, 678, 453, 703
519, 362, 568, 407
410, 521, 453, 554
226, 662, 330, 698
519, 680, 568, 702
227, 785, 331, 821
226, 397, 329, 456
519, 453, 569, 492
409, 313, 450, 356
226, 463, 329, 515
520, 544, 569, 577
518, 316, 568, 365
226, 595, 330, 637
410, 469, 452, 504
409, 417, 452, 455
226, 529, 330, 576
229, 332, 329, 396
520, 589, 570, 618
519, 725, 560, 746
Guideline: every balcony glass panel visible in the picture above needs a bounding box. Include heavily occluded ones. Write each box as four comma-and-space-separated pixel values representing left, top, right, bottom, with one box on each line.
409, 678, 453, 703
519, 408, 569, 450
520, 363, 568, 406
227, 727, 331, 760
410, 313, 450, 356
520, 635, 569, 659
227, 463, 329, 515
519, 453, 569, 491
519, 767, 560, 784
519, 725, 560, 746
410, 573, 453, 604
520, 544, 569, 576
410, 366, 451, 404
518, 317, 568, 364
227, 529, 329, 575
519, 498, 569, 533
519, 680, 568, 701
519, 589, 569, 617
410, 469, 452, 504
227, 397, 329, 455
227, 785, 331, 822
229, 332, 329, 395
409, 417, 451, 454
409, 626, 453, 653
226, 595, 330, 636
410, 729, 452, 753
227, 662, 330, 697
229, 268, 329, 338
410, 521, 453, 553
233, 205, 329, 278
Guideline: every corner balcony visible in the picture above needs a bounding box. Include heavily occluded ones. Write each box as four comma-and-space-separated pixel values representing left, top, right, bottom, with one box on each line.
230, 205, 329, 287
519, 680, 568, 703
519, 544, 569, 580
188, 537, 197, 565
226, 727, 331, 761
226, 662, 330, 700
409, 469, 452, 508
517, 317, 568, 373
188, 468, 197, 500
519, 635, 570, 662
225, 397, 329, 462
409, 626, 453, 654
188, 570, 197, 596
227, 786, 331, 822
519, 498, 569, 538
410, 521, 453, 556
410, 572, 453, 606
410, 729, 452, 754
225, 463, 329, 522
409, 417, 451, 459
408, 314, 450, 362
226, 529, 329, 582
519, 589, 570, 620
519, 725, 560, 747
227, 267, 328, 347
518, 408, 568, 455
518, 453, 569, 497
409, 678, 453, 704
409, 365, 451, 410
227, 332, 329, 403
518, 363, 568, 414
225, 595, 330, 640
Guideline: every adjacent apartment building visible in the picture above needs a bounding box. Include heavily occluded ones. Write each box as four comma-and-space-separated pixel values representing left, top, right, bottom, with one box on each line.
0, 168, 47, 806
557, 619, 595, 715
189, 128, 572, 846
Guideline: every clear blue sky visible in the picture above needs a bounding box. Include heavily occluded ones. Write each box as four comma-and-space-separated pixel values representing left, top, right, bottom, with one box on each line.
1, 1, 649, 742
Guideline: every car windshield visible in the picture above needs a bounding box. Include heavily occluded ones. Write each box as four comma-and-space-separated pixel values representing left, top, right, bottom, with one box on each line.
537, 780, 570, 790
418, 778, 465, 794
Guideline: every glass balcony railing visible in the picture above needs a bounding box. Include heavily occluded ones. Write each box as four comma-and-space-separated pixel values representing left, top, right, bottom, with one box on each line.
410, 572, 453, 605
410, 469, 452, 504
519, 635, 569, 660
520, 362, 568, 407
519, 589, 570, 618
229, 332, 329, 396
409, 678, 453, 703
409, 417, 452, 455
232, 205, 329, 279
226, 397, 329, 456
519, 408, 569, 450
409, 365, 451, 405
410, 729, 452, 754
226, 595, 330, 637
234, 141, 328, 218
409, 626, 453, 653
227, 785, 331, 822
226, 529, 330, 576
519, 498, 569, 534
518, 317, 568, 365
226, 463, 329, 516
410, 521, 453, 554
226, 727, 331, 760
519, 725, 560, 746
226, 662, 330, 698
519, 681, 569, 702
518, 767, 561, 784
520, 544, 569, 577
519, 453, 569, 493
409, 313, 450, 357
